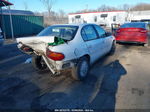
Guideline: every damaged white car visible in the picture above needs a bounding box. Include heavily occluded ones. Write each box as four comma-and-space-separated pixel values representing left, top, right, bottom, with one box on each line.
17, 24, 116, 80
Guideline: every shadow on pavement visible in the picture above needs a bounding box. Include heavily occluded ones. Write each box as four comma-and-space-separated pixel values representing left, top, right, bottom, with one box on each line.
30, 59, 127, 112
0, 77, 40, 110
87, 60, 127, 112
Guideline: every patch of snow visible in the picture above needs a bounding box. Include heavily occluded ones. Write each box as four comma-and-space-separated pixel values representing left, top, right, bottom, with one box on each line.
25, 58, 32, 64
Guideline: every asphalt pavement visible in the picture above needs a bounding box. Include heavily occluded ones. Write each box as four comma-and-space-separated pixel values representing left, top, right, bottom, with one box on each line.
0, 43, 150, 111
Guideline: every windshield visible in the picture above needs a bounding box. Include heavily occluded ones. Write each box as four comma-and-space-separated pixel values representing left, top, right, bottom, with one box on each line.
38, 25, 78, 40
120, 23, 146, 29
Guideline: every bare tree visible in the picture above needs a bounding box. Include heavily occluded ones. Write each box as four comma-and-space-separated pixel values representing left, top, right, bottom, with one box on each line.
58, 9, 66, 18
131, 3, 150, 11
97, 5, 118, 11
23, 1, 28, 10
121, 4, 131, 11
39, 0, 56, 18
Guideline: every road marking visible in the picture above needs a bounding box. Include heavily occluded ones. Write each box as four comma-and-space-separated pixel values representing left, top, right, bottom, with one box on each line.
0, 54, 25, 65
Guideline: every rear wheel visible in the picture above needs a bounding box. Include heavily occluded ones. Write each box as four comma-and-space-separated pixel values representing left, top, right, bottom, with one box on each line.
32, 56, 47, 71
71, 57, 89, 81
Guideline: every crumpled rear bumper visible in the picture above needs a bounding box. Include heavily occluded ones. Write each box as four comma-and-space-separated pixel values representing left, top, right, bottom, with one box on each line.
17, 37, 78, 75
42, 55, 77, 74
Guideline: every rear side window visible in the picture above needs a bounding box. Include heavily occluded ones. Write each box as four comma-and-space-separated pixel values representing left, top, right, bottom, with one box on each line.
94, 25, 106, 38
120, 23, 146, 29
81, 25, 97, 41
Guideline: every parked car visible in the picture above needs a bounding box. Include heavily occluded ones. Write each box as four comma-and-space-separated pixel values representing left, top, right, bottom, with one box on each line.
0, 28, 4, 46
115, 22, 150, 46
17, 23, 116, 80
111, 23, 120, 35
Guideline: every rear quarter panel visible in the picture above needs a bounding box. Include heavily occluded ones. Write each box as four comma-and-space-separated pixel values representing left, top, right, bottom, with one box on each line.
48, 32, 89, 62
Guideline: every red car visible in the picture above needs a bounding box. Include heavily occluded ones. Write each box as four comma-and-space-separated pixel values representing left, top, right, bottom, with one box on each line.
115, 22, 150, 46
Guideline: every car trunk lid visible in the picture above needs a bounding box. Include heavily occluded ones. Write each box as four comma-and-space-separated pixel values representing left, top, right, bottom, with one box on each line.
17, 36, 65, 54
116, 28, 147, 41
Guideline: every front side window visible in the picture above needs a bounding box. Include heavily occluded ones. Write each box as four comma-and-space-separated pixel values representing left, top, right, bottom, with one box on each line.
81, 25, 97, 41
94, 25, 106, 38
38, 25, 78, 41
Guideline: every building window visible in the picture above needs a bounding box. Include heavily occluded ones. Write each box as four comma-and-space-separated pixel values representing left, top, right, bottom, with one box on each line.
94, 16, 97, 22
101, 14, 108, 18
113, 16, 116, 22
100, 14, 108, 20
75, 15, 81, 19
72, 18, 74, 22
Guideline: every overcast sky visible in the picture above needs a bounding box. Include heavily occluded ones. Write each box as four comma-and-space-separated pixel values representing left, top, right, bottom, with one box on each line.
8, 0, 150, 13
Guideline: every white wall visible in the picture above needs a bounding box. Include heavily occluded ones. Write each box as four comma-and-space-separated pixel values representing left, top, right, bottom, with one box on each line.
68, 10, 150, 27
68, 11, 127, 27
128, 10, 150, 21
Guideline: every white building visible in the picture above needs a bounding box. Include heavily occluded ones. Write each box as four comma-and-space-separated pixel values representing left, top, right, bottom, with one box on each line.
128, 10, 150, 22
68, 11, 128, 27
68, 10, 150, 27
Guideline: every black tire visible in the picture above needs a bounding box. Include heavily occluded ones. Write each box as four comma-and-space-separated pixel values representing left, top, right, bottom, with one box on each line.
71, 57, 90, 81
32, 56, 47, 71
109, 41, 116, 55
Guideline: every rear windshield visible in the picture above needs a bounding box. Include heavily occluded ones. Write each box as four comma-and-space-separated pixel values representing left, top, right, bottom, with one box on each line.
120, 23, 146, 29
38, 25, 78, 41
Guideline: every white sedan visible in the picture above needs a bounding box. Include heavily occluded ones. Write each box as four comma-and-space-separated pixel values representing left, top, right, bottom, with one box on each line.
17, 23, 116, 80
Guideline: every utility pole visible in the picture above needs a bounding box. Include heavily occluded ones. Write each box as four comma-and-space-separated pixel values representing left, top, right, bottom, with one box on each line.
7, 0, 14, 40
86, 4, 88, 12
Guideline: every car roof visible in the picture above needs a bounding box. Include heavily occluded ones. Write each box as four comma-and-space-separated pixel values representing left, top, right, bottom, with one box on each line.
120, 22, 147, 29
125, 22, 146, 24
50, 23, 96, 27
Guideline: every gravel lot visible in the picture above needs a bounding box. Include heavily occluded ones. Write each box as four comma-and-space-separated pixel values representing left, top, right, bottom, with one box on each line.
0, 43, 150, 111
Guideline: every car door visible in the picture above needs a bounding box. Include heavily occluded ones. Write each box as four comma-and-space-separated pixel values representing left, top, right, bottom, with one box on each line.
93, 25, 112, 54
81, 25, 105, 63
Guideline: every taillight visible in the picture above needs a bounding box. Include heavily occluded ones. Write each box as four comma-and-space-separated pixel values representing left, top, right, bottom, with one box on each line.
46, 49, 65, 61
23, 47, 30, 51
22, 46, 33, 52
